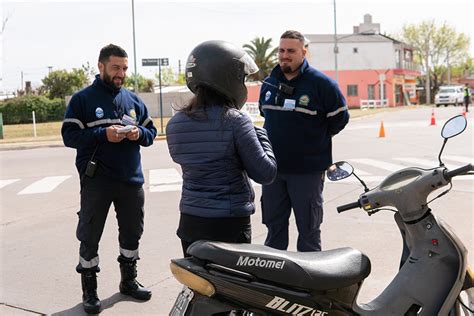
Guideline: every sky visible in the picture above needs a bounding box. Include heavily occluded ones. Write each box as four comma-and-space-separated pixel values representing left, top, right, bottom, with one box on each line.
1, 0, 473, 92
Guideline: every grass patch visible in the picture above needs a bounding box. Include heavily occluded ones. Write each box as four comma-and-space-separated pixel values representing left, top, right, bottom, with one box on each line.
0, 105, 425, 143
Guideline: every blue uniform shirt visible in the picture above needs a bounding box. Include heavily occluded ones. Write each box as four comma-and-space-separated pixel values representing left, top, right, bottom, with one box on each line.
259, 59, 349, 173
62, 75, 157, 184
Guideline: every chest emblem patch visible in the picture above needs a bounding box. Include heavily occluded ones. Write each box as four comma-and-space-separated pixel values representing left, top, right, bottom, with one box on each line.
129, 109, 137, 120
95, 107, 104, 118
265, 91, 272, 102
299, 95, 310, 106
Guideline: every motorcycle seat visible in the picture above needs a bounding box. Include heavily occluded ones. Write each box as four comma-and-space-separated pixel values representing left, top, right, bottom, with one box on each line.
187, 241, 371, 291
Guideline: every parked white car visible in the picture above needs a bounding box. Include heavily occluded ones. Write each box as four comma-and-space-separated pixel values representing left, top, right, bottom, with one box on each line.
435, 85, 464, 107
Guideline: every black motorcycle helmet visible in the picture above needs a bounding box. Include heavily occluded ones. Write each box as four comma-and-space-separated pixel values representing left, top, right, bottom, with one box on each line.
185, 40, 258, 109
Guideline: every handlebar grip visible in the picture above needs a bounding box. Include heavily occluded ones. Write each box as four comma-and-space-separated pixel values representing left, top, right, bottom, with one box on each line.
337, 201, 361, 213
445, 164, 473, 180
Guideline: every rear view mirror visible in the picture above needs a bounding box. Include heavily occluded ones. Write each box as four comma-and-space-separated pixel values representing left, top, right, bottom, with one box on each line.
327, 161, 354, 181
441, 115, 467, 139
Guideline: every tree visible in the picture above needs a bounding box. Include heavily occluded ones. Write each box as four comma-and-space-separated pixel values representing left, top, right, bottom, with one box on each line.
81, 62, 97, 84
155, 67, 177, 86
124, 73, 154, 92
398, 20, 470, 103
41, 68, 88, 99
243, 37, 278, 81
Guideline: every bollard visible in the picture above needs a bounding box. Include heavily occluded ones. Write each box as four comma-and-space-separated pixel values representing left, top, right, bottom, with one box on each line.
32, 110, 37, 137
0, 112, 3, 139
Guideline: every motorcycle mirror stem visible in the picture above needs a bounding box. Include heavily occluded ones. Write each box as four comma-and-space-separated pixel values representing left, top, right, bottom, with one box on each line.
437, 138, 448, 167
352, 171, 370, 192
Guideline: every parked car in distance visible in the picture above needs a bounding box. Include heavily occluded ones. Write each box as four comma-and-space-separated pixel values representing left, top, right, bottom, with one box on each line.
435, 85, 464, 107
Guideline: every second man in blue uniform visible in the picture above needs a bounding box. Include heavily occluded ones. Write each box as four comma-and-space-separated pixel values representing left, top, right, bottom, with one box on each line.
259, 30, 349, 252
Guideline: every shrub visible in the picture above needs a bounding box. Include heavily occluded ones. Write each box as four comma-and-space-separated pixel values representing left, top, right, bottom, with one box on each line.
0, 95, 66, 124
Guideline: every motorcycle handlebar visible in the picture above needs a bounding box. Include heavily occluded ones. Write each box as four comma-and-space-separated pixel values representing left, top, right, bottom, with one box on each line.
445, 163, 473, 180
337, 201, 361, 213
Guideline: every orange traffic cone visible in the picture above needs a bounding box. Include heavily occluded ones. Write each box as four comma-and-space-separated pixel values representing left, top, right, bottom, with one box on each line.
430, 109, 436, 126
379, 121, 386, 138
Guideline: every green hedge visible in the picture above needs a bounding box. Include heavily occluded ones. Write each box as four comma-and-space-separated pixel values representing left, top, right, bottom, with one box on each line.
0, 96, 66, 124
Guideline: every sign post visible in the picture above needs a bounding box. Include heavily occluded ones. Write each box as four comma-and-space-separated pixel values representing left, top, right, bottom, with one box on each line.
142, 58, 169, 135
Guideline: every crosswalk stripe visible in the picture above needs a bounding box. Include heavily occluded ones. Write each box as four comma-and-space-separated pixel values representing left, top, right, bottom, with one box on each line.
444, 156, 474, 165
17, 176, 72, 195
150, 184, 182, 192
352, 158, 405, 172
395, 157, 460, 170
149, 168, 182, 192
0, 179, 20, 189
3, 156, 473, 196
395, 157, 438, 168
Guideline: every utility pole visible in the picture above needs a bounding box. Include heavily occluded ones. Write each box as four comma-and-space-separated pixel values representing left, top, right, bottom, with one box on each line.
425, 48, 431, 105
446, 49, 451, 85
21, 71, 24, 91
131, 0, 138, 92
333, 0, 338, 83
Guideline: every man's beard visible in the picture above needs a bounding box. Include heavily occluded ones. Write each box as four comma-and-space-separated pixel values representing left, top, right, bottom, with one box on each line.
281, 65, 293, 74
103, 72, 124, 90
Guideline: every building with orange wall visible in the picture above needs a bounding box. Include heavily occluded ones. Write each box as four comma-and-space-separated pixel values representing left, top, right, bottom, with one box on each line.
305, 14, 421, 108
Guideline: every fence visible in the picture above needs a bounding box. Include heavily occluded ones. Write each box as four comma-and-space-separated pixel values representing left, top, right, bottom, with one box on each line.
359, 99, 388, 109
241, 102, 264, 122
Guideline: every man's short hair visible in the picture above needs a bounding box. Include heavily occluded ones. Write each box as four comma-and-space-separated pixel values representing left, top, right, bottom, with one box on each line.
98, 44, 128, 63
280, 30, 306, 45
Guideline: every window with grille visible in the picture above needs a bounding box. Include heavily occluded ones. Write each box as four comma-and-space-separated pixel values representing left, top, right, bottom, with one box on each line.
347, 85, 358, 96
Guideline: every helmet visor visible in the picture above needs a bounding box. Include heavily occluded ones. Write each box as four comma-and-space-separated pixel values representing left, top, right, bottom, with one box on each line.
239, 53, 259, 75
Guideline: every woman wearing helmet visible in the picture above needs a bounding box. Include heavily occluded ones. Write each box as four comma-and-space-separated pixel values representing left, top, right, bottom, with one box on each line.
166, 40, 277, 256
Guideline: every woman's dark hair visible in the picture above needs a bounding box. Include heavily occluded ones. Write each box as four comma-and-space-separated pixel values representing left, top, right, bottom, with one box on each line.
180, 85, 238, 119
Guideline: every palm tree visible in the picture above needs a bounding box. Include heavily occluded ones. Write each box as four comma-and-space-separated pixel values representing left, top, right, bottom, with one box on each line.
243, 37, 278, 81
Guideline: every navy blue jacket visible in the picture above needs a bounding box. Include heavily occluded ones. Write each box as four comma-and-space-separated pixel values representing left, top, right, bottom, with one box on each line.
166, 106, 277, 218
62, 76, 157, 184
259, 59, 349, 173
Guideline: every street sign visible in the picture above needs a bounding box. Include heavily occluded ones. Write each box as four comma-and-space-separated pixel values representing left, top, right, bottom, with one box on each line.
142, 58, 159, 66
142, 58, 169, 67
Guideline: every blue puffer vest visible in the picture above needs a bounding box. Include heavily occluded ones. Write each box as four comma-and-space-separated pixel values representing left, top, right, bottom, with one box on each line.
166, 105, 276, 218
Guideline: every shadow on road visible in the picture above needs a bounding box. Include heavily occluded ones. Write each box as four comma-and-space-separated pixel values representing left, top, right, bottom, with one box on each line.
51, 292, 148, 315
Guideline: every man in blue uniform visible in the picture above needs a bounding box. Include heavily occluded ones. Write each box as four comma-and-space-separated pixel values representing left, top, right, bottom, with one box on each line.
62, 44, 157, 314
259, 30, 349, 252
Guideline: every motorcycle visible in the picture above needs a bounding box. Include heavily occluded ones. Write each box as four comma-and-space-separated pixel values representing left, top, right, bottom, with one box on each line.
169, 114, 474, 315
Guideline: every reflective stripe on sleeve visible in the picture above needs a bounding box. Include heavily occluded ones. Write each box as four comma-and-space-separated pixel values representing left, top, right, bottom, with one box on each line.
63, 118, 85, 129
120, 247, 139, 260
86, 118, 122, 128
79, 256, 99, 269
261, 104, 318, 116
295, 107, 318, 115
326, 105, 347, 118
141, 117, 152, 127
261, 104, 295, 112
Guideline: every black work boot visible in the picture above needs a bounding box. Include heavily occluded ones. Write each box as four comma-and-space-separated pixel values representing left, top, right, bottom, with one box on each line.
118, 258, 152, 301
81, 271, 101, 314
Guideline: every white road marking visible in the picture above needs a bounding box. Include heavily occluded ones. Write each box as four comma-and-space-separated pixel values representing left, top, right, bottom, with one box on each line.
352, 158, 405, 172
4, 155, 473, 196
150, 184, 183, 192
149, 168, 182, 192
17, 176, 72, 195
0, 179, 20, 189
444, 155, 474, 165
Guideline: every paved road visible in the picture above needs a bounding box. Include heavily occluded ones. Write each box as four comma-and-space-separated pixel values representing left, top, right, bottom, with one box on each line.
1, 106, 472, 315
